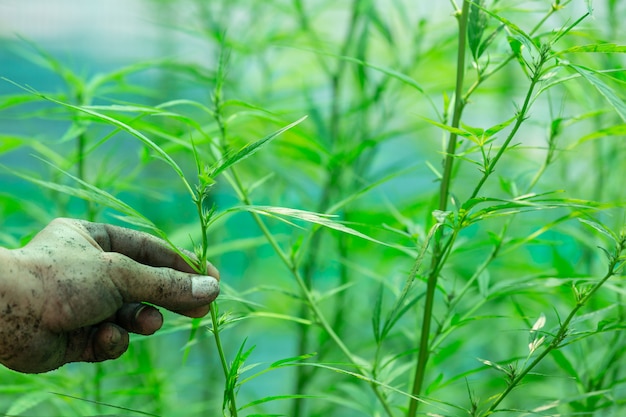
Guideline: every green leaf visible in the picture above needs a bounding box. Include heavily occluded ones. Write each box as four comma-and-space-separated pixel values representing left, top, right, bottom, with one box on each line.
550, 350, 580, 380
6, 392, 48, 415
51, 392, 161, 416
270, 352, 317, 369
239, 395, 320, 411
367, 3, 394, 45
467, 0, 487, 60
579, 218, 619, 243
0, 93, 42, 110
291, 46, 425, 93
282, 362, 432, 406
246, 312, 313, 325
0, 135, 26, 153
236, 205, 396, 248
572, 124, 626, 147
421, 116, 475, 139
372, 282, 384, 342
211, 116, 307, 178
477, 270, 490, 298
9, 164, 152, 228
567, 64, 626, 122
479, 5, 536, 48
225, 339, 256, 402
477, 24, 505, 58
557, 43, 626, 54
484, 115, 516, 137
1, 78, 194, 194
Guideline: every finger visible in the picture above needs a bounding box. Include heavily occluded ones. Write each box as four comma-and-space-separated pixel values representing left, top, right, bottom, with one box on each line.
116, 303, 163, 335
65, 323, 129, 364
69, 219, 220, 279
173, 304, 211, 318
88, 323, 129, 362
105, 252, 220, 313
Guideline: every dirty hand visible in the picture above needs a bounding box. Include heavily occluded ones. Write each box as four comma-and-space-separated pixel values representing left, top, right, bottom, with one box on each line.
0, 218, 220, 373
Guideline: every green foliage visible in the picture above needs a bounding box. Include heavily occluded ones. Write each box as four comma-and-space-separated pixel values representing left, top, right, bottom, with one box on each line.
1, 0, 626, 416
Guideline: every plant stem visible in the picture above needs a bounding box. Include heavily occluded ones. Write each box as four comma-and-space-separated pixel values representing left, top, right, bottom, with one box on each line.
209, 304, 238, 416
483, 234, 626, 415
469, 52, 547, 200
407, 2, 470, 415
221, 160, 395, 416
292, 1, 364, 414
208, 39, 239, 417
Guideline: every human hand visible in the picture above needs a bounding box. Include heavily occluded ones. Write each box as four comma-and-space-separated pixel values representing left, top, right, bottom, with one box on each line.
0, 218, 220, 373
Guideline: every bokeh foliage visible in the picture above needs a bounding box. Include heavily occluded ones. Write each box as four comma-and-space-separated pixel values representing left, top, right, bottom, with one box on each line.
1, 0, 625, 416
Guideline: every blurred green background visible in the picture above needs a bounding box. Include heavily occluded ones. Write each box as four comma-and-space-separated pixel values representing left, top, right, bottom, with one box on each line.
1, 0, 625, 416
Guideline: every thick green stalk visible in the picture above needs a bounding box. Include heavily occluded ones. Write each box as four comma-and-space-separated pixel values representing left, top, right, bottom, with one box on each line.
407, 3, 470, 416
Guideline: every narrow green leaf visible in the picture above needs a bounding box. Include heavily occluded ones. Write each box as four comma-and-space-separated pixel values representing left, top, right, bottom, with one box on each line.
579, 218, 619, 242
550, 350, 579, 380
226, 339, 256, 399
289, 46, 425, 93
83, 103, 169, 114
5, 160, 169, 242
477, 24, 505, 58
381, 292, 424, 340
484, 115, 516, 137
567, 64, 626, 122
467, 0, 487, 59
367, 3, 394, 45
380, 223, 439, 339
0, 93, 42, 110
238, 205, 395, 247
51, 392, 161, 416
1, 78, 193, 193
270, 352, 317, 369
0, 135, 26, 153
420, 116, 475, 139
557, 43, 626, 54
281, 362, 432, 406
507, 35, 530, 76
572, 124, 626, 147
239, 395, 319, 411
372, 282, 384, 342
246, 312, 313, 325
477, 270, 490, 298
6, 392, 47, 415
478, 5, 535, 47
211, 116, 307, 178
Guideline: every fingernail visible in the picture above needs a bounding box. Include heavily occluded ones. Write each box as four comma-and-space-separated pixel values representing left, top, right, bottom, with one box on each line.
192, 275, 220, 300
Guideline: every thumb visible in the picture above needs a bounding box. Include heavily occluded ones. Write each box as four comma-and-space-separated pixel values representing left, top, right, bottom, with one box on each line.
106, 252, 220, 316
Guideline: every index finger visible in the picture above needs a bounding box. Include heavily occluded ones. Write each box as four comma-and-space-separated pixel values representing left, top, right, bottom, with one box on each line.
56, 218, 220, 279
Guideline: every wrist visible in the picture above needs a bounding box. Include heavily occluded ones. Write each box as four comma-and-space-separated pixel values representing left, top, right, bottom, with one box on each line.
0, 247, 19, 367
0, 247, 47, 372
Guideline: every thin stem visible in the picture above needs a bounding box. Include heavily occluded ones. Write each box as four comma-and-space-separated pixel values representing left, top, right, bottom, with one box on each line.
292, 1, 364, 414
470, 53, 547, 199
207, 39, 239, 417
483, 235, 626, 415
221, 159, 395, 416
407, 3, 470, 416
209, 305, 230, 387
462, 2, 562, 105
